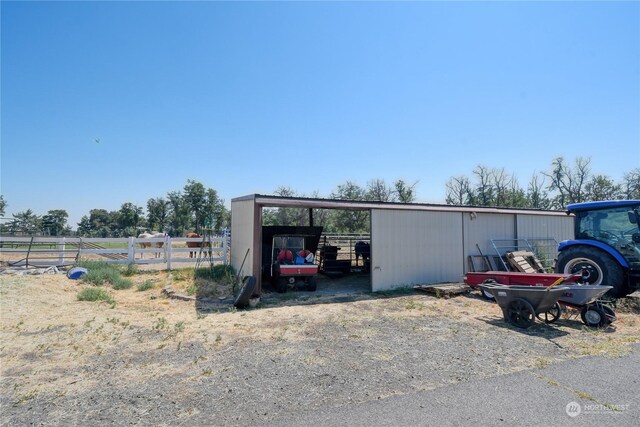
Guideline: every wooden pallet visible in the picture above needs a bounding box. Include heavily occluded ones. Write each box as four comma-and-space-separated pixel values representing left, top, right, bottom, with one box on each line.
505, 251, 545, 273
414, 284, 471, 298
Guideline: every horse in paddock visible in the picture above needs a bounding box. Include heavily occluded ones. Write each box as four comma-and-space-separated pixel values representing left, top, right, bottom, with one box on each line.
185, 232, 211, 258
138, 232, 165, 259
354, 241, 371, 271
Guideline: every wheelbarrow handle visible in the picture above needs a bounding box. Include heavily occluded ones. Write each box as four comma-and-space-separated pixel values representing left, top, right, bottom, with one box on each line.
546, 276, 566, 291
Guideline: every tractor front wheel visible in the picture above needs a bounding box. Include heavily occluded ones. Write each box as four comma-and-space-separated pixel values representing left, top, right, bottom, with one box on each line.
555, 246, 627, 298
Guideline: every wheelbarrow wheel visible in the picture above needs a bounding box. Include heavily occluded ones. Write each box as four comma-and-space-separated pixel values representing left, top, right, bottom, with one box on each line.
480, 288, 496, 301
581, 305, 608, 328
480, 280, 497, 301
601, 305, 616, 325
536, 302, 562, 324
506, 298, 536, 328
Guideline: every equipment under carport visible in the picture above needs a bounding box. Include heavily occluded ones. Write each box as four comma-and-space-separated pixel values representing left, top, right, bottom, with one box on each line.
261, 226, 323, 293
318, 245, 352, 276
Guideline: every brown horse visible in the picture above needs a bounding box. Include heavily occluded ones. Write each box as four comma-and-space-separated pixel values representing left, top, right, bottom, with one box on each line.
185, 232, 211, 258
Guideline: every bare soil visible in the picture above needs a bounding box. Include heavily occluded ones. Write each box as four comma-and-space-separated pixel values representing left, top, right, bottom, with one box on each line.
1, 270, 639, 426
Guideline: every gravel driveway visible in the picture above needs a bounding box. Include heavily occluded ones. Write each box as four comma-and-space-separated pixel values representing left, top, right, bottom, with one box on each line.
1, 273, 638, 426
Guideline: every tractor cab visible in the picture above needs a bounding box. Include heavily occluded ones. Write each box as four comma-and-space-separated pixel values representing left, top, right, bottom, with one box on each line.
556, 200, 640, 297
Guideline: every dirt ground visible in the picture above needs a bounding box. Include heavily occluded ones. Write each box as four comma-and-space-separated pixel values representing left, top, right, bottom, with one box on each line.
1, 269, 639, 426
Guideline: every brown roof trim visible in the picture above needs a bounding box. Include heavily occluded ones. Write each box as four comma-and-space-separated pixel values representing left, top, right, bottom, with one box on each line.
231, 194, 570, 217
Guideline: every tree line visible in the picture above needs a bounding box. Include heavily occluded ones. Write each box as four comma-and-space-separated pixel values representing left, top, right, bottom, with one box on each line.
262, 179, 418, 233
445, 157, 639, 209
1, 157, 638, 236
0, 180, 228, 237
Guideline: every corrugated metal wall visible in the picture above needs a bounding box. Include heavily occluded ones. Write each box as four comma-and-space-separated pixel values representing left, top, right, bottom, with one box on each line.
371, 210, 464, 291
516, 214, 574, 241
231, 199, 256, 279
463, 212, 516, 257
370, 210, 574, 291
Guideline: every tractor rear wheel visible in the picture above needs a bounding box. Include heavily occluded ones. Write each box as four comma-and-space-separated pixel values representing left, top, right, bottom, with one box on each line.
555, 246, 627, 298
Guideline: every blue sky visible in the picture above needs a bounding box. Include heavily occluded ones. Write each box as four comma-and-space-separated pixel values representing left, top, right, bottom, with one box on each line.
1, 1, 639, 227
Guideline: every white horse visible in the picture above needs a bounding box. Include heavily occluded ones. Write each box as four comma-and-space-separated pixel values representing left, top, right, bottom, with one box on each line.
138, 231, 165, 259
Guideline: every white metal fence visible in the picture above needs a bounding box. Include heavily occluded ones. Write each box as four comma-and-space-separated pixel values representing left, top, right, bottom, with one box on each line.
0, 235, 229, 270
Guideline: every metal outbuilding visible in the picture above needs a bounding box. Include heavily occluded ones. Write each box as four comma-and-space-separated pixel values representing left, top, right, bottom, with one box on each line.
231, 194, 574, 293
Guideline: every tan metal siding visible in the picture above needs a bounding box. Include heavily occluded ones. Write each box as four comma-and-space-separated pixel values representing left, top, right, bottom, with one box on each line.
371, 210, 464, 291
516, 214, 575, 242
231, 199, 256, 278
463, 212, 516, 257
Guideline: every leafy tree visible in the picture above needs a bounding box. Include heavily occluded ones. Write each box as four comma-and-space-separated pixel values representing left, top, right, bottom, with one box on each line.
394, 179, 417, 203
8, 209, 41, 235
445, 176, 473, 205
0, 195, 6, 217
544, 157, 591, 208
308, 190, 332, 229
42, 209, 69, 236
330, 181, 369, 232
622, 168, 640, 199
167, 191, 191, 236
77, 215, 92, 236
473, 166, 495, 206
504, 176, 528, 208
87, 209, 114, 237
146, 197, 170, 232
204, 188, 229, 232
492, 168, 512, 207
366, 179, 394, 202
263, 186, 307, 226
116, 202, 144, 236
584, 175, 622, 201
181, 180, 229, 232
183, 180, 207, 231
526, 174, 551, 209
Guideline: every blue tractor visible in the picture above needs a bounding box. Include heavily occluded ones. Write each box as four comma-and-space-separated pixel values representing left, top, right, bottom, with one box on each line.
555, 200, 640, 298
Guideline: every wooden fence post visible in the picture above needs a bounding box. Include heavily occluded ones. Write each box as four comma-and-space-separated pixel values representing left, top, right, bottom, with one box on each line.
128, 237, 135, 264
223, 233, 229, 265
166, 236, 172, 270
58, 237, 65, 265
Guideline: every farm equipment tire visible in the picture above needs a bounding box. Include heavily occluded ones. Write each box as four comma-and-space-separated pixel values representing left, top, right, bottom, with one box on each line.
580, 305, 608, 328
306, 276, 317, 292
233, 276, 257, 309
601, 305, 616, 325
506, 298, 536, 329
480, 280, 497, 301
555, 246, 627, 298
537, 302, 562, 324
